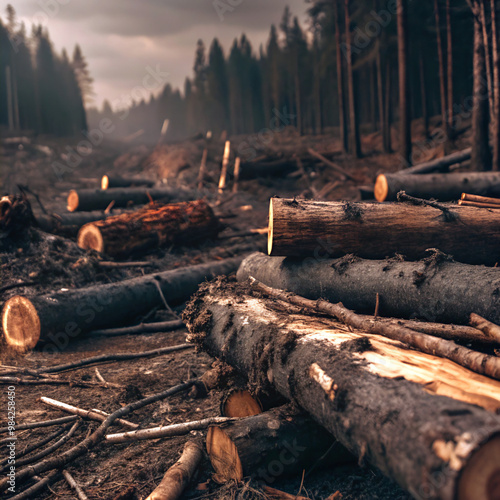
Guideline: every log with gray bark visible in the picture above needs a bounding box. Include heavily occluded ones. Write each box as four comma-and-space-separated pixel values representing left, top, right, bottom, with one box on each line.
375, 171, 500, 202
206, 404, 353, 484
268, 198, 500, 265
183, 280, 500, 500
398, 147, 472, 175
237, 252, 500, 325
1, 256, 243, 350
67, 187, 194, 212
77, 200, 220, 257
101, 175, 155, 190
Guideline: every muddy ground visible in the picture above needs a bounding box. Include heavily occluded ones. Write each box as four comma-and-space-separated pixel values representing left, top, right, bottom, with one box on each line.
0, 122, 470, 499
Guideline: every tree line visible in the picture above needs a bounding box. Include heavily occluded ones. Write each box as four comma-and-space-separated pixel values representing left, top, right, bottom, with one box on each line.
0, 5, 91, 137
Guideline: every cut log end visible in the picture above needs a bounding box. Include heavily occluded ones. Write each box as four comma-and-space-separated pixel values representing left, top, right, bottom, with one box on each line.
268, 199, 274, 255
374, 174, 389, 202
458, 435, 500, 500
221, 389, 262, 418
101, 175, 110, 190
67, 190, 79, 212
77, 224, 104, 253
2, 296, 41, 350
206, 426, 243, 482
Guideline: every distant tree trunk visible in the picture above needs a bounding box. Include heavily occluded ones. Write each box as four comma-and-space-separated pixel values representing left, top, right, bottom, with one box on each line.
479, 0, 495, 118
434, 0, 451, 151
294, 62, 303, 135
384, 57, 393, 153
419, 51, 429, 140
314, 45, 323, 135
376, 40, 387, 149
490, 0, 500, 170
471, 2, 492, 170
370, 62, 377, 132
344, 0, 362, 157
334, 0, 348, 152
446, 0, 454, 140
397, 0, 412, 166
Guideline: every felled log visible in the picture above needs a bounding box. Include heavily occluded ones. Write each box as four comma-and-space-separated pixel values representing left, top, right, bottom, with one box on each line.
1, 256, 242, 350
145, 441, 202, 500
239, 159, 296, 180
101, 175, 154, 190
237, 252, 500, 325
77, 200, 220, 257
0, 195, 35, 234
399, 147, 472, 175
375, 171, 500, 202
184, 280, 500, 499
206, 404, 353, 484
36, 210, 130, 237
268, 198, 500, 265
67, 188, 194, 212
220, 389, 262, 418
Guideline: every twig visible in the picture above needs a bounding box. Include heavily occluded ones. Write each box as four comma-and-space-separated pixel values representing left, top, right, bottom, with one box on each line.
250, 278, 500, 381
307, 148, 355, 181
461, 193, 500, 205
62, 470, 89, 500
153, 279, 176, 316
89, 319, 185, 337
16, 184, 48, 215
470, 313, 500, 343
198, 148, 208, 191
40, 397, 139, 430
396, 191, 458, 222
218, 228, 268, 240
374, 293, 380, 318
97, 261, 153, 269
0, 415, 77, 434
0, 281, 36, 294
0, 381, 195, 493
8, 470, 60, 500
0, 376, 121, 389
105, 416, 235, 444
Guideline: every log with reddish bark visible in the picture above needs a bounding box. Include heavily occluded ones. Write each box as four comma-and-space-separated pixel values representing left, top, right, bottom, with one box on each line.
268, 198, 500, 265
77, 200, 220, 257
375, 171, 500, 202
101, 175, 154, 190
184, 280, 500, 500
1, 256, 243, 350
67, 187, 194, 212
206, 404, 353, 484
237, 252, 500, 325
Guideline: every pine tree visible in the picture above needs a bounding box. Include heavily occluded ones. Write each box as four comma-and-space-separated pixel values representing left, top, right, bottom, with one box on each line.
72, 44, 94, 107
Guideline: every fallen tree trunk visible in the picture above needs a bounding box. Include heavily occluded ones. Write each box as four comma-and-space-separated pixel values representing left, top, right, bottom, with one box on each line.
77, 201, 220, 257
36, 210, 130, 237
67, 188, 194, 212
206, 404, 353, 484
184, 281, 500, 499
101, 175, 155, 190
237, 252, 500, 325
375, 171, 500, 202
238, 159, 296, 180
398, 147, 472, 175
1, 256, 243, 350
268, 198, 500, 265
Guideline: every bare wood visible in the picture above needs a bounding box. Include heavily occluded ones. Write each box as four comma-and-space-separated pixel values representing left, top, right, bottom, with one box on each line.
7, 470, 60, 500
62, 470, 89, 500
77, 200, 220, 257
268, 198, 500, 265
251, 278, 500, 381
0, 415, 77, 433
232, 156, 241, 194
461, 192, 500, 205
307, 148, 355, 181
458, 200, 500, 209
40, 397, 139, 429
105, 416, 234, 444
375, 171, 500, 202
470, 313, 500, 343
145, 441, 203, 500
89, 319, 185, 337
197, 148, 208, 190
220, 389, 262, 418
262, 486, 310, 500
218, 140, 231, 194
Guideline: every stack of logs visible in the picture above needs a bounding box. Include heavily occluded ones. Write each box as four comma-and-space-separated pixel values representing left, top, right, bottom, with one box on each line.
182, 195, 500, 500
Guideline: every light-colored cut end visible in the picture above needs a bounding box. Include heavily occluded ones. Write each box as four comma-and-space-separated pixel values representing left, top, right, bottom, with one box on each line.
77, 223, 104, 253
221, 390, 262, 418
101, 175, 110, 190
268, 198, 274, 255
2, 296, 41, 350
206, 426, 243, 483
67, 190, 79, 212
458, 435, 500, 500
374, 175, 389, 202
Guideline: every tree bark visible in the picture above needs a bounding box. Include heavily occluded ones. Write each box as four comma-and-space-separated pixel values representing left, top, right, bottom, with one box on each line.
376, 39, 387, 145
490, 0, 500, 170
334, 0, 348, 153
1, 256, 243, 350
446, 0, 454, 139
77, 200, 220, 257
67, 188, 194, 212
236, 252, 500, 325
419, 50, 429, 139
396, 147, 471, 175
184, 280, 500, 500
206, 404, 353, 484
397, 0, 412, 166
384, 56, 392, 153
101, 175, 154, 190
268, 197, 500, 265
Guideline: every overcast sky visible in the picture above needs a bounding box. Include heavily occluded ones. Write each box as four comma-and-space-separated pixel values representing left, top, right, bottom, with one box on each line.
5, 1, 308, 110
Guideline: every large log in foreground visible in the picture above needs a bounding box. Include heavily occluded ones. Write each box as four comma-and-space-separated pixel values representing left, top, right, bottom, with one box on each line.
268, 198, 500, 265
67, 187, 194, 212
237, 252, 500, 325
101, 175, 154, 190
1, 256, 242, 351
77, 200, 220, 257
375, 171, 500, 202
206, 405, 353, 484
184, 281, 500, 500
